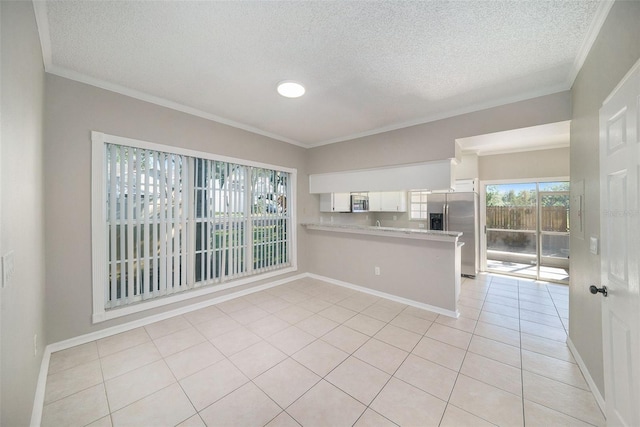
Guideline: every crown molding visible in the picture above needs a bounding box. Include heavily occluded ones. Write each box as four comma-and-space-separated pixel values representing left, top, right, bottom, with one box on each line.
48, 66, 309, 147
31, 0, 588, 150
33, 0, 52, 70
566, 0, 615, 88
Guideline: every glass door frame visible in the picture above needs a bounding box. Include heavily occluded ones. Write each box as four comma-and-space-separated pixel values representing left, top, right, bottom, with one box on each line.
538, 188, 570, 281
479, 176, 570, 283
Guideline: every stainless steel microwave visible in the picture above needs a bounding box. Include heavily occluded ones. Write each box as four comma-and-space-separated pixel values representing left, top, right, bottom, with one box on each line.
351, 194, 369, 212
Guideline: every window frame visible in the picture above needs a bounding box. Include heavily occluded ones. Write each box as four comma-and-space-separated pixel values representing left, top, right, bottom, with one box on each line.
91, 131, 297, 323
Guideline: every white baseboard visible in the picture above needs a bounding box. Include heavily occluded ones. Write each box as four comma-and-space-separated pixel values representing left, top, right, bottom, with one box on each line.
306, 273, 458, 318
30, 272, 305, 427
29, 348, 51, 427
567, 336, 606, 415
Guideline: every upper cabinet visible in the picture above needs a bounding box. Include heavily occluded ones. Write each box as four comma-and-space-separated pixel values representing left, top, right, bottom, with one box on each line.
454, 179, 477, 193
319, 192, 351, 212
432, 178, 479, 193
369, 191, 407, 212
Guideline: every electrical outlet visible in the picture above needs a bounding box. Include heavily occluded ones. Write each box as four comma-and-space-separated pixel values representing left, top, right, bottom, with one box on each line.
374, 266, 380, 276
418, 223, 425, 228
393, 215, 397, 221
2, 251, 15, 288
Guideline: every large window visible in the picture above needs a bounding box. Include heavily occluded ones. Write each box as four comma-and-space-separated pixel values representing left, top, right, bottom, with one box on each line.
92, 132, 296, 322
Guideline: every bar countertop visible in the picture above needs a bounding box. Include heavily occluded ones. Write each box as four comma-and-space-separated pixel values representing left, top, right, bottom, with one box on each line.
302, 222, 463, 243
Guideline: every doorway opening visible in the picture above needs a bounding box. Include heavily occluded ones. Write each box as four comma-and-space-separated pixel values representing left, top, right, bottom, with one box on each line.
483, 180, 570, 283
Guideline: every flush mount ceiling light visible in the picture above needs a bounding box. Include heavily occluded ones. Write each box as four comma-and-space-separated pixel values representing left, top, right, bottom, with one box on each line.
277, 81, 305, 98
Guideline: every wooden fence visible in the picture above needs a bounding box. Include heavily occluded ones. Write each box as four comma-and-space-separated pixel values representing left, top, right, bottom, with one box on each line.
487, 206, 568, 232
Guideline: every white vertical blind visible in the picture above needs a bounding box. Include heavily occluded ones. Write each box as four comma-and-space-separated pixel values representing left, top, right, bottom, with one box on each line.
108, 146, 118, 305
135, 149, 143, 296
105, 144, 190, 308
103, 142, 291, 310
251, 168, 290, 275
180, 158, 189, 289
143, 149, 151, 298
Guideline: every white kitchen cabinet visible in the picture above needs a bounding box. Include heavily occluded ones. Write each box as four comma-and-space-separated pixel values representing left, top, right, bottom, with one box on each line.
368, 191, 407, 212
368, 192, 381, 211
319, 193, 351, 212
381, 191, 407, 212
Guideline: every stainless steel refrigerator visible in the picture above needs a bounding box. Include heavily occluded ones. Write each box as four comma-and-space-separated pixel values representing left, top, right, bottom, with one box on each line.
427, 192, 479, 277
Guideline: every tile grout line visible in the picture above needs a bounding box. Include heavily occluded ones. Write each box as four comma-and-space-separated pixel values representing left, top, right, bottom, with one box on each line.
44, 275, 588, 427
251, 297, 390, 426
331, 304, 413, 423
436, 276, 491, 427
352, 307, 437, 427
198, 294, 318, 424
546, 283, 569, 335
453, 281, 524, 425
245, 290, 384, 425
517, 279, 598, 426
517, 278, 526, 427
248, 354, 321, 427
282, 297, 432, 425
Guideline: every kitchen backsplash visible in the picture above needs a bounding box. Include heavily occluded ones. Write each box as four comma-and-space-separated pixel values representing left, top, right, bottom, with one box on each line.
315, 211, 429, 230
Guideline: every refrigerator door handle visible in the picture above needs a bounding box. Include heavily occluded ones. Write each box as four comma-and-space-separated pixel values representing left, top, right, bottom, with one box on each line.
445, 204, 449, 230
442, 202, 449, 231
442, 204, 447, 231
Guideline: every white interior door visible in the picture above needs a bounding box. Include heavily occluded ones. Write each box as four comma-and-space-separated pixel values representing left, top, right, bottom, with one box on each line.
598, 57, 640, 427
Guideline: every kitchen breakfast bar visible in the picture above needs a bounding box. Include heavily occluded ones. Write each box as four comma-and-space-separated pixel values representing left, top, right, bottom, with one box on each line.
303, 223, 464, 318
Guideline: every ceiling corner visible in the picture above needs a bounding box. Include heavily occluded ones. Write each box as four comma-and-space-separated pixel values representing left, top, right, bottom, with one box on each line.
32, 0, 53, 71
566, 0, 615, 88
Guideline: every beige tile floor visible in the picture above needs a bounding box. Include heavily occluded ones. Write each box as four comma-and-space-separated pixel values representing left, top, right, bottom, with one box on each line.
41, 274, 605, 427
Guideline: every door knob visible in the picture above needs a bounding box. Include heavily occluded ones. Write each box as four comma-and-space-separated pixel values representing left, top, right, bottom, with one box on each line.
589, 285, 608, 297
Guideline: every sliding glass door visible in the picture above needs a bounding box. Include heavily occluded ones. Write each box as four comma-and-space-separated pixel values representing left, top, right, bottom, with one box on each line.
484, 181, 569, 283
539, 183, 570, 282
485, 183, 538, 279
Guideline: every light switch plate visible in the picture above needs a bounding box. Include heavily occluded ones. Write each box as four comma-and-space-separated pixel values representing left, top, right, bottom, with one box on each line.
2, 251, 15, 288
590, 236, 598, 255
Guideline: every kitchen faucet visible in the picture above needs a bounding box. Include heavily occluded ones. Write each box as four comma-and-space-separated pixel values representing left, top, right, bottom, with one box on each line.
375, 220, 381, 227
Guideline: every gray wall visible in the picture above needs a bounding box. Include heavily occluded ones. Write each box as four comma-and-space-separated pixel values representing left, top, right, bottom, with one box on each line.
6, 1, 637, 421
569, 0, 640, 398
307, 230, 460, 312
456, 154, 479, 180
479, 147, 570, 181
307, 91, 571, 174
44, 75, 311, 343
305, 93, 572, 235
1, 2, 47, 425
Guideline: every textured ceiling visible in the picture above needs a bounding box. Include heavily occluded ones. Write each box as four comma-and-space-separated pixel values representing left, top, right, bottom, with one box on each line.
35, 1, 608, 147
